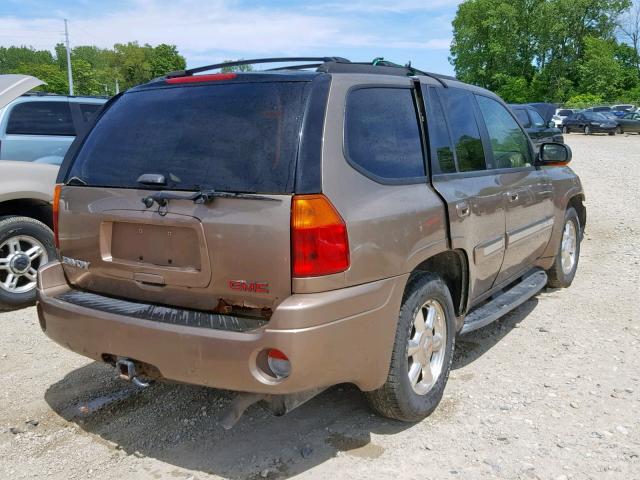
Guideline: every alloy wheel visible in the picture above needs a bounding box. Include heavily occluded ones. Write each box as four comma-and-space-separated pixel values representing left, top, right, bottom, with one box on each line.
560, 220, 577, 275
0, 235, 48, 294
407, 299, 447, 395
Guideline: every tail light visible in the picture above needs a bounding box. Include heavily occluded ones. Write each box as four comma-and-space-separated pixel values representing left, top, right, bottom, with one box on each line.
52, 184, 61, 248
291, 194, 349, 277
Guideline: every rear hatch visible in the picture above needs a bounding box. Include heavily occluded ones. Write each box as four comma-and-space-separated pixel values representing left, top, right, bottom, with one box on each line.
57, 76, 314, 316
0, 74, 44, 110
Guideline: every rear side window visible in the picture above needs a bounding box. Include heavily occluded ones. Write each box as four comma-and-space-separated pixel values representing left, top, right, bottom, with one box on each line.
528, 109, 546, 127
78, 103, 103, 123
345, 87, 425, 180
424, 87, 455, 174
6, 101, 75, 136
440, 89, 486, 172
513, 108, 530, 127
68, 82, 308, 193
476, 95, 532, 169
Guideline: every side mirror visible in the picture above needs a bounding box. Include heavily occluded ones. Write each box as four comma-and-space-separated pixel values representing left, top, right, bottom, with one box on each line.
547, 120, 556, 128
538, 143, 572, 165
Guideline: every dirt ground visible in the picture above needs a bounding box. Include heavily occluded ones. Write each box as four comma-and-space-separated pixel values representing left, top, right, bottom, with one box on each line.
1, 134, 639, 480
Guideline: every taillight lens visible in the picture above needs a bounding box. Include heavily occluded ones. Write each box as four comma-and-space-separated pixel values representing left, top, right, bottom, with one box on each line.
52, 184, 61, 248
291, 194, 349, 277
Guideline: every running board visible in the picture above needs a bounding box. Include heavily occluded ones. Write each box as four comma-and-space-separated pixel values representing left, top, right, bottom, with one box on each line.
460, 269, 547, 334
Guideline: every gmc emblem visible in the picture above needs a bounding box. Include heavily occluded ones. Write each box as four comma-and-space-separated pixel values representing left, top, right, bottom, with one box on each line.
228, 280, 269, 294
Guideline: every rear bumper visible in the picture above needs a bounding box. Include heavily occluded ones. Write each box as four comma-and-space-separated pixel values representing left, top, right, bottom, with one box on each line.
37, 261, 407, 394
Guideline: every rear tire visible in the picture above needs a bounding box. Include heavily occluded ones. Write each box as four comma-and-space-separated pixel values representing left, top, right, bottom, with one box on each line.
547, 208, 581, 288
562, 126, 569, 134
366, 273, 455, 422
616, 126, 623, 134
0, 217, 56, 311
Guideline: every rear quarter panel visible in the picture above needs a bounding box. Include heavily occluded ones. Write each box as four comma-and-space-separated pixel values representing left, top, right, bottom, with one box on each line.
293, 74, 449, 294
0, 161, 58, 202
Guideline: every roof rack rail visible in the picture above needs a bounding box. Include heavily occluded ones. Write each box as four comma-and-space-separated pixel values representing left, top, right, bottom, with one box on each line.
369, 59, 454, 87
166, 57, 352, 78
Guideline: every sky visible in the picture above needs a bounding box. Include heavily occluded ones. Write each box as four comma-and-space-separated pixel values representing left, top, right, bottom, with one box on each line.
0, 0, 462, 75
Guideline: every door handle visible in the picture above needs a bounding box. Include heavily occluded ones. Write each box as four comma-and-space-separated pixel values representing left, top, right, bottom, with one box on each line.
456, 201, 470, 218
507, 192, 519, 202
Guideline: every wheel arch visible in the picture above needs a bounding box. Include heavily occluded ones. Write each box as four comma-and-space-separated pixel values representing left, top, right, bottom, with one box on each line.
567, 193, 586, 235
0, 198, 53, 230
407, 249, 469, 327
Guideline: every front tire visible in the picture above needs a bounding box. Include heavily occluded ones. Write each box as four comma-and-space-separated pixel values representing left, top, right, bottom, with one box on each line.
562, 126, 569, 134
0, 217, 56, 310
616, 126, 623, 134
584, 125, 592, 135
366, 273, 455, 422
547, 208, 581, 288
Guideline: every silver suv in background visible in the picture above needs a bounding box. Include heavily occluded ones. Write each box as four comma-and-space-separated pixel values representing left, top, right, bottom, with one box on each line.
0, 75, 90, 310
0, 88, 105, 165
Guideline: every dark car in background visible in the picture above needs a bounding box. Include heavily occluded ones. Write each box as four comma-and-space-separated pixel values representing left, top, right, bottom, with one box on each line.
562, 111, 617, 135
510, 104, 564, 148
616, 111, 640, 134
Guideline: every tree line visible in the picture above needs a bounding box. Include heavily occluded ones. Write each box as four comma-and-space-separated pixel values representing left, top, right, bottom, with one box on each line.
0, 42, 186, 96
450, 0, 640, 106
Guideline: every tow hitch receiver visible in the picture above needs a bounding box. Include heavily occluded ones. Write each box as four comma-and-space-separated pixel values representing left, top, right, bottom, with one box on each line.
116, 358, 153, 388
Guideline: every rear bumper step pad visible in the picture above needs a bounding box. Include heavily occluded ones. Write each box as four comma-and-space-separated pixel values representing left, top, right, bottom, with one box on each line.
55, 290, 267, 332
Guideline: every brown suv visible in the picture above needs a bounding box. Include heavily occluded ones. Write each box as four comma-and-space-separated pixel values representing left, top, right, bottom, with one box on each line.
36, 58, 586, 424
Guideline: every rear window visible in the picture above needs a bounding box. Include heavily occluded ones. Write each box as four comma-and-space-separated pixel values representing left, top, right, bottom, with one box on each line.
513, 108, 530, 127
6, 101, 75, 136
68, 82, 308, 193
557, 109, 573, 116
78, 103, 103, 123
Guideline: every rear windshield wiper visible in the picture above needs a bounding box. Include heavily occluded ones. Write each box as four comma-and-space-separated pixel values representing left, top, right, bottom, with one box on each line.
141, 189, 281, 208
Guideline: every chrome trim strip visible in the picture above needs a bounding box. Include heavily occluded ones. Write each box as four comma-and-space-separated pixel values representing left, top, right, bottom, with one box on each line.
508, 217, 554, 245
483, 237, 505, 256
474, 235, 505, 264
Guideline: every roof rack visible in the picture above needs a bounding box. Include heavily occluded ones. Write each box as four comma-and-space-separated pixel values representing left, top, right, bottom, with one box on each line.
165, 57, 351, 78
164, 56, 457, 87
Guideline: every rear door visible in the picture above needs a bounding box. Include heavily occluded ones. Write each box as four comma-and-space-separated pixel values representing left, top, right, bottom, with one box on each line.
475, 94, 554, 285
58, 80, 311, 314
424, 86, 506, 299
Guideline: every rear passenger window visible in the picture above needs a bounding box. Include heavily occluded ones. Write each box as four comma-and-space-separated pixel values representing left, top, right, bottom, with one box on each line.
440, 89, 486, 172
6, 101, 75, 136
345, 87, 425, 180
529, 109, 546, 127
78, 103, 102, 123
425, 88, 455, 174
476, 95, 532, 169
513, 109, 530, 127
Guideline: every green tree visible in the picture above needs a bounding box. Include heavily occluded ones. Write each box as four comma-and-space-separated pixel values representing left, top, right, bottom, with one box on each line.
0, 46, 55, 72
450, 0, 632, 102
10, 63, 67, 94
150, 44, 186, 77
578, 37, 624, 100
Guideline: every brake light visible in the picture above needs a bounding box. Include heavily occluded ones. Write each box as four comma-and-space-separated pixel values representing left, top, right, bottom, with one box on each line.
291, 195, 349, 277
165, 73, 237, 84
53, 184, 61, 248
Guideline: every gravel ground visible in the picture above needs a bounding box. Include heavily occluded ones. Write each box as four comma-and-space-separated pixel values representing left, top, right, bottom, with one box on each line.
1, 134, 639, 480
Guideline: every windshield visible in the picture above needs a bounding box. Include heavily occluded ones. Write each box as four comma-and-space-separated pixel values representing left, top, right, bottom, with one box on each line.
67, 81, 308, 193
